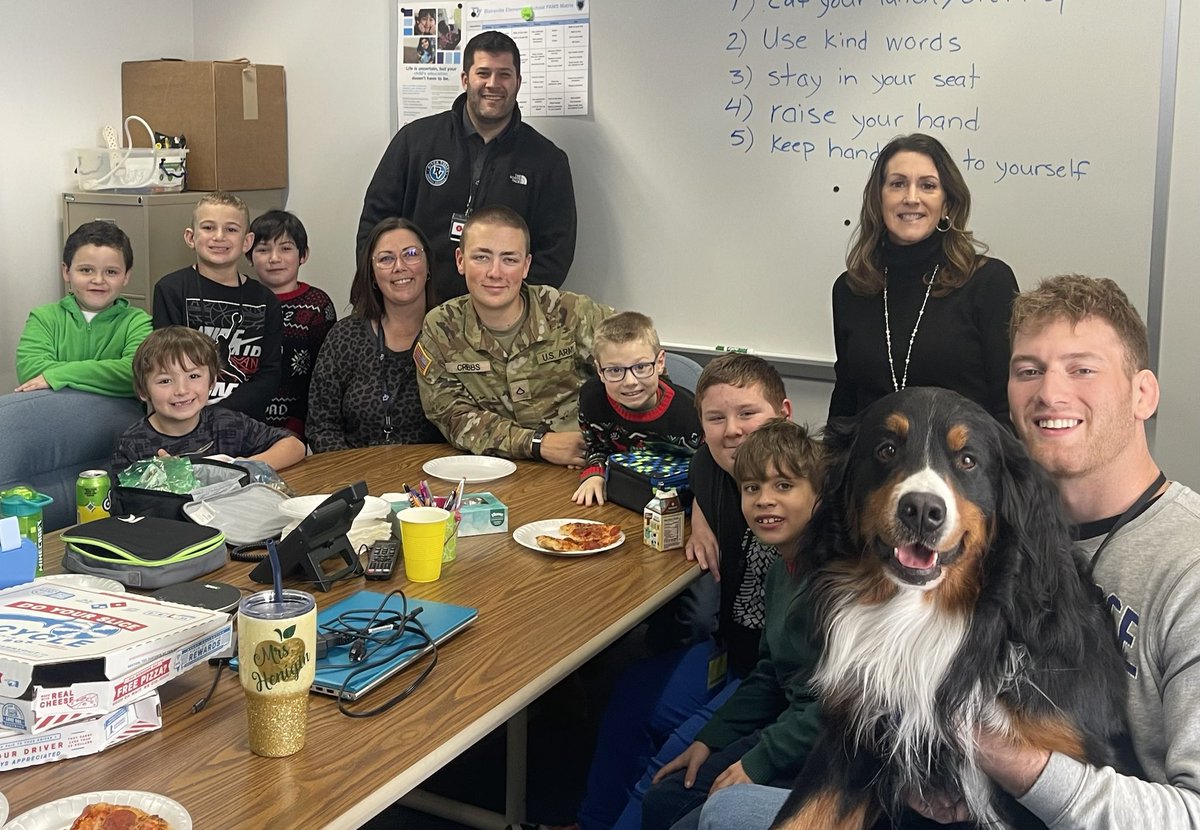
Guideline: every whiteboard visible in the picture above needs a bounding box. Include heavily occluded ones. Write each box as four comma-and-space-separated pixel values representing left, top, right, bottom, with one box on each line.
525, 0, 1168, 364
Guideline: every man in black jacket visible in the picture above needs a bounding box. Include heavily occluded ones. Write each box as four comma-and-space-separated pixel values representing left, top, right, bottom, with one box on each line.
358, 31, 577, 304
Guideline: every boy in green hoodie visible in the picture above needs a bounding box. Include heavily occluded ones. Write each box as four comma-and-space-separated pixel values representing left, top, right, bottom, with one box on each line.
15, 221, 151, 397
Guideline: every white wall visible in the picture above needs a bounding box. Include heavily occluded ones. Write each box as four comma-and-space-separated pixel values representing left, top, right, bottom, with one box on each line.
0, 1, 193, 391
1154, 2, 1200, 487
2, 1, 1196, 483
192, 0, 394, 318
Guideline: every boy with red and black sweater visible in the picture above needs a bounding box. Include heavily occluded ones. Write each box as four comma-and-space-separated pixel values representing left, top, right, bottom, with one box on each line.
572, 311, 701, 506
247, 210, 337, 441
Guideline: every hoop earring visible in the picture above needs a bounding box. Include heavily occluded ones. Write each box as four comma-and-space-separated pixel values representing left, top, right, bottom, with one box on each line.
936, 216, 953, 233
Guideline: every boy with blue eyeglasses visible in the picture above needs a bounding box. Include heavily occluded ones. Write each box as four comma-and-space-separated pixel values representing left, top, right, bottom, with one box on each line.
572, 312, 703, 506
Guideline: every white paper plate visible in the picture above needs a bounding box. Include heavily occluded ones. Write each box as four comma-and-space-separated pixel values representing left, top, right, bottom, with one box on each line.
279, 494, 391, 522
423, 455, 517, 484
0, 791, 8, 826
513, 519, 626, 557
35, 574, 126, 593
4, 790, 191, 830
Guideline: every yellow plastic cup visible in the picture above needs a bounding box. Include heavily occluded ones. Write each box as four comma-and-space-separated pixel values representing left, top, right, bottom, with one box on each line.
397, 506, 449, 582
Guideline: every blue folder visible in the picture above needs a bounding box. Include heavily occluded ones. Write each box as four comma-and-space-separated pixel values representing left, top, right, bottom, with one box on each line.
310, 590, 477, 700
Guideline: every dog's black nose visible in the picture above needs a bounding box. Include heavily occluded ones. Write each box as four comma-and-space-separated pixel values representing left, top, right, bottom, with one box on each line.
898, 492, 946, 535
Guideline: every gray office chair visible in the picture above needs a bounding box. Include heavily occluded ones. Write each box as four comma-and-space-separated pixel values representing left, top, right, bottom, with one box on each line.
664, 352, 704, 392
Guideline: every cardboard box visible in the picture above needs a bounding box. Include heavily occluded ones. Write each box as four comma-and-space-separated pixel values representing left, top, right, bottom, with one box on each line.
122, 59, 288, 191
0, 692, 161, 771
458, 492, 508, 536
0, 583, 232, 732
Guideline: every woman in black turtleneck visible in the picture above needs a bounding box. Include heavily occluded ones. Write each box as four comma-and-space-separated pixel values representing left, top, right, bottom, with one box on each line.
828, 133, 1017, 422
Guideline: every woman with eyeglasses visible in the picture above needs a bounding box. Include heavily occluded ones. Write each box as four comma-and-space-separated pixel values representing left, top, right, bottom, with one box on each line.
307, 217, 445, 452
829, 133, 1017, 423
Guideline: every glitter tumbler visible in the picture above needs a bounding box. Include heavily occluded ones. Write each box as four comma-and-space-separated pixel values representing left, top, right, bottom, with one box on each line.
237, 589, 317, 757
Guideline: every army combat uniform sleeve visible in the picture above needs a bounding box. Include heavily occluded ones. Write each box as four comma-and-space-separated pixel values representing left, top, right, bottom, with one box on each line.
416, 288, 613, 458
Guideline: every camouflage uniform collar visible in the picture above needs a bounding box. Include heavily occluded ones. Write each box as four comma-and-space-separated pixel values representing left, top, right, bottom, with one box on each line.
464, 285, 549, 355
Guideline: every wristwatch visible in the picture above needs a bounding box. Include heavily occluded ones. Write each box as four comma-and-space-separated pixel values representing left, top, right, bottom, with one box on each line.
531, 425, 551, 462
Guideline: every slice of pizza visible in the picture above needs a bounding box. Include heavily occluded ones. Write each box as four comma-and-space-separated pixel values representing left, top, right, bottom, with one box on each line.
70, 802, 171, 830
536, 534, 589, 552
560, 522, 623, 548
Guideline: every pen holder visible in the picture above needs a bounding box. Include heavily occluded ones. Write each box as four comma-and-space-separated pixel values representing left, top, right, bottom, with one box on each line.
431, 497, 462, 564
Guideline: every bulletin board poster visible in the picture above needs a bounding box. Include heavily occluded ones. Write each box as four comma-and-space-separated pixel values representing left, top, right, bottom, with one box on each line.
463, 0, 591, 117
397, 4, 467, 125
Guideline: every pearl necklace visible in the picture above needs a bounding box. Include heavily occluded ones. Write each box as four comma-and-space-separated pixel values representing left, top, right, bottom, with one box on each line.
882, 264, 938, 392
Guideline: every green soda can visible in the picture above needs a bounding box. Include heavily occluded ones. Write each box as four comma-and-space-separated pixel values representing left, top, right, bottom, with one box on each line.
77, 469, 112, 524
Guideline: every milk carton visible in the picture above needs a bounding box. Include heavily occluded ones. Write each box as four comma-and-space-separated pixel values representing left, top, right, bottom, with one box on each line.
643, 488, 685, 551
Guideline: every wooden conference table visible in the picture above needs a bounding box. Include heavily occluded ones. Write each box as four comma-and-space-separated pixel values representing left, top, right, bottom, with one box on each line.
0, 445, 699, 829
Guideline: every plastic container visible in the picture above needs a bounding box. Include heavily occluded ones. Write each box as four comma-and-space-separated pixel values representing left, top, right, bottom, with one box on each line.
73, 116, 188, 193
0, 487, 55, 576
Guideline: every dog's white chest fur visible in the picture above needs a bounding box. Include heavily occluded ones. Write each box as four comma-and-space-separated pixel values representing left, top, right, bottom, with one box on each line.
813, 589, 985, 797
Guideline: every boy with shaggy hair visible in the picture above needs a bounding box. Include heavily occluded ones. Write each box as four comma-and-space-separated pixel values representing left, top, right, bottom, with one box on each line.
111, 326, 303, 474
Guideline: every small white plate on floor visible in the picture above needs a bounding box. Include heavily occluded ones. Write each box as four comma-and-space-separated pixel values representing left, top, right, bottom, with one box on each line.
423, 455, 517, 484
513, 519, 626, 557
36, 574, 126, 593
4, 790, 190, 830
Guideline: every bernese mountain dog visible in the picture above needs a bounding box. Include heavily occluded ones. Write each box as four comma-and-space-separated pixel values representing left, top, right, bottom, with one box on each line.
772, 387, 1131, 830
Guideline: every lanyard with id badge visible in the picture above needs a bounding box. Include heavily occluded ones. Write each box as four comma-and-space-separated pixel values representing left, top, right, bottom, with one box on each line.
376, 323, 406, 441
449, 143, 492, 243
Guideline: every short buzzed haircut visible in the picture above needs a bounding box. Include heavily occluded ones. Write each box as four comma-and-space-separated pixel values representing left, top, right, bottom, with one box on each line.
695, 353, 787, 413
461, 204, 530, 253
193, 191, 250, 228
1010, 274, 1149, 376
593, 311, 661, 356
734, 418, 827, 491
132, 326, 220, 402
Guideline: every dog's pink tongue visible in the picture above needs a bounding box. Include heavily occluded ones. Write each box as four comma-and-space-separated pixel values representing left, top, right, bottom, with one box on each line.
896, 543, 937, 570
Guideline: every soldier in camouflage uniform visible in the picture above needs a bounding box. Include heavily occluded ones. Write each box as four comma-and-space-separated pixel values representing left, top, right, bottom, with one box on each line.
415, 205, 613, 464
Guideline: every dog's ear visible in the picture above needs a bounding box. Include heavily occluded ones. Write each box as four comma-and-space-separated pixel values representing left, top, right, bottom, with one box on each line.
818, 415, 857, 496
994, 424, 1079, 613
797, 415, 859, 574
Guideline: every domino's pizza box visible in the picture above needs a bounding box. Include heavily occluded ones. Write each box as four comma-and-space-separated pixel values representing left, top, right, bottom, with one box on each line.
0, 691, 161, 771
0, 582, 231, 732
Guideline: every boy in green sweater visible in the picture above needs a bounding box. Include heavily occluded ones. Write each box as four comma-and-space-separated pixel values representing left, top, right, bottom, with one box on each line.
642, 419, 827, 830
15, 221, 151, 397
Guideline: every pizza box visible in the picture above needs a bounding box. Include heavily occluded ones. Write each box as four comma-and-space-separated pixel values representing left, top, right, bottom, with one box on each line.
0, 691, 161, 771
0, 582, 231, 731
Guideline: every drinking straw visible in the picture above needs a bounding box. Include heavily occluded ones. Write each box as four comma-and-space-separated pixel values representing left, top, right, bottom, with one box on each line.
266, 538, 284, 604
